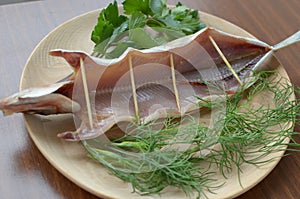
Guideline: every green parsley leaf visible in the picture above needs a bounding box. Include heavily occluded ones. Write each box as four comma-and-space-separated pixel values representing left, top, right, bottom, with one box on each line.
105, 41, 134, 59
93, 21, 128, 55
91, 20, 114, 45
122, 0, 152, 15
154, 2, 203, 34
150, 0, 167, 16
128, 12, 147, 29
129, 28, 161, 49
91, 0, 206, 58
91, 0, 127, 45
99, 0, 127, 27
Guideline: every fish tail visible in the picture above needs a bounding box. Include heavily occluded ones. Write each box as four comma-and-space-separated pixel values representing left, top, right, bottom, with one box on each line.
273, 30, 300, 51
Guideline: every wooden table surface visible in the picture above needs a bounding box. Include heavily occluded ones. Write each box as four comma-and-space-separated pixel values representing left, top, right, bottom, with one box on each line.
0, 0, 299, 198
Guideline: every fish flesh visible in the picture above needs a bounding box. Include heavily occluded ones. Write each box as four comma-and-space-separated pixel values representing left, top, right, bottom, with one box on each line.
0, 27, 299, 141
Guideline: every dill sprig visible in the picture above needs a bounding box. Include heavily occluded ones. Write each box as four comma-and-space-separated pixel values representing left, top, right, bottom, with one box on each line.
83, 70, 300, 198
83, 120, 219, 198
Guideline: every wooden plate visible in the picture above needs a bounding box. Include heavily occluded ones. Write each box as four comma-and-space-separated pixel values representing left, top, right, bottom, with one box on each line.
20, 9, 293, 199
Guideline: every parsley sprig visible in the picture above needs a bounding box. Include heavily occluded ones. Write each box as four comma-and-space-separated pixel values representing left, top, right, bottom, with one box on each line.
91, 0, 206, 58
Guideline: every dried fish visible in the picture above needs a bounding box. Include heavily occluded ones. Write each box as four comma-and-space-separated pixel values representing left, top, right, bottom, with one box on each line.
0, 27, 299, 140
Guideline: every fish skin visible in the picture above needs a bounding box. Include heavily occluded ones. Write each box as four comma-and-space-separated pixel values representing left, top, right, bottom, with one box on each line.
49, 28, 269, 93
52, 28, 271, 140
1, 27, 299, 140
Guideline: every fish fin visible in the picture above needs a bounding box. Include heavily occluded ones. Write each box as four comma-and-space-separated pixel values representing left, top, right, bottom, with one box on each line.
273, 30, 300, 50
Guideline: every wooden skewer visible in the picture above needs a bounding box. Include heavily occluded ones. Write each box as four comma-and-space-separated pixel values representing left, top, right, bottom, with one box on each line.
209, 35, 243, 85
80, 58, 93, 129
170, 54, 181, 112
128, 55, 140, 122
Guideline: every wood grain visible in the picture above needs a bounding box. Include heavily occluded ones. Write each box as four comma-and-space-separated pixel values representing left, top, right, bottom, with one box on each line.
0, 0, 299, 198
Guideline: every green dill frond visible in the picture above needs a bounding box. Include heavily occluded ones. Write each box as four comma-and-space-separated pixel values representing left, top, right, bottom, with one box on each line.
83, 70, 300, 198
